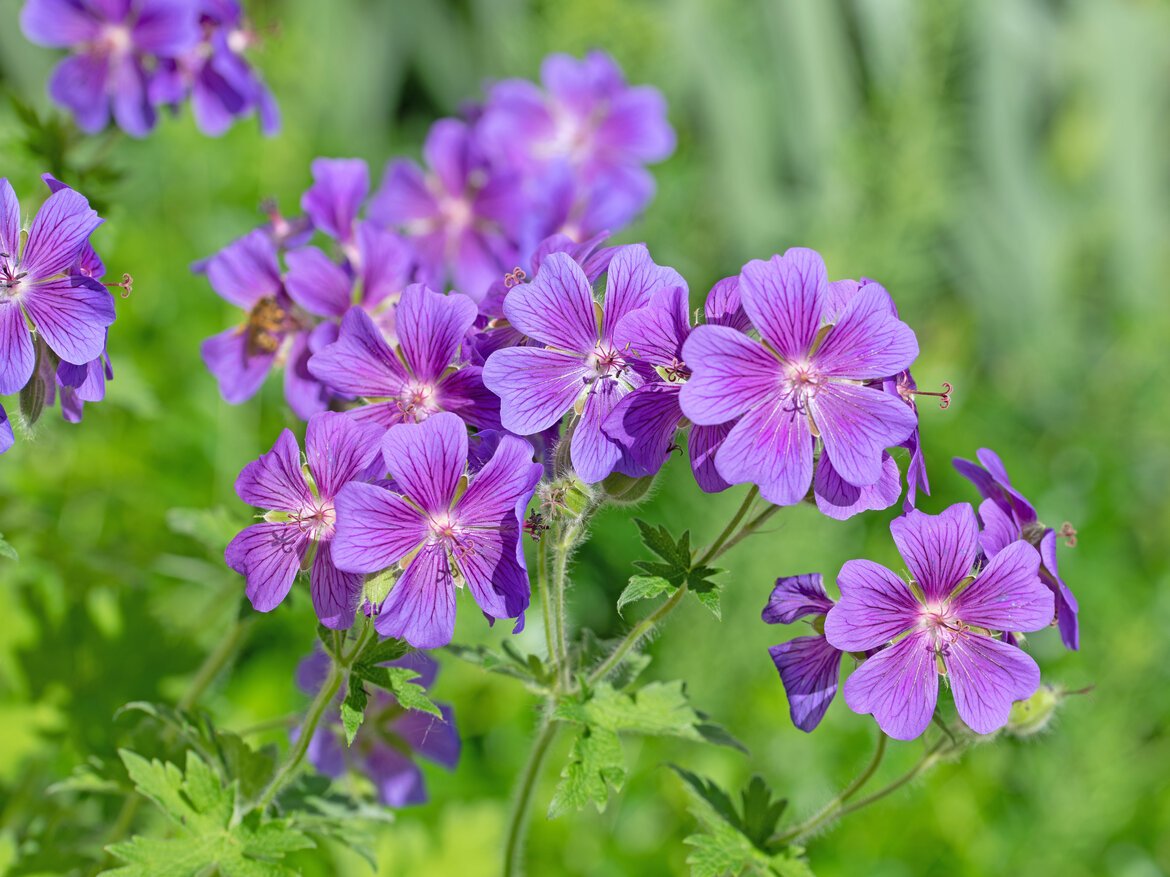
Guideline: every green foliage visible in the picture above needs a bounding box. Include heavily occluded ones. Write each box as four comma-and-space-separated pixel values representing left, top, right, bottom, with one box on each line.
102, 749, 315, 877
631, 519, 724, 618
0, 532, 16, 562
338, 633, 438, 746
446, 641, 556, 689
549, 681, 734, 817
673, 768, 813, 877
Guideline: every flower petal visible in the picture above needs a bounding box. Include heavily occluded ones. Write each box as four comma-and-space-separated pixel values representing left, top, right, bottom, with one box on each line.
842, 631, 938, 740
824, 559, 921, 652
1039, 529, 1079, 651
976, 496, 1020, 559
205, 229, 282, 309
374, 542, 457, 649
23, 277, 115, 365
762, 573, 834, 625
226, 522, 307, 613
613, 284, 689, 366
808, 382, 917, 488
482, 346, 588, 435
714, 395, 812, 507
0, 179, 22, 260
301, 158, 369, 243
738, 248, 826, 361
304, 411, 382, 499
455, 433, 541, 528
890, 504, 979, 603
603, 382, 683, 478
393, 704, 460, 769
380, 412, 467, 515
235, 428, 312, 510
332, 482, 427, 573
601, 243, 685, 341
20, 0, 102, 46
769, 635, 843, 733
397, 284, 477, 382
952, 539, 1051, 633
311, 541, 363, 630
366, 747, 428, 807
200, 326, 274, 405
689, 422, 734, 493
814, 451, 901, 521
21, 187, 102, 280
368, 159, 436, 226
813, 284, 919, 379
503, 252, 597, 353
308, 306, 408, 398
704, 275, 750, 332
679, 325, 781, 425
0, 299, 35, 396
435, 366, 501, 430
571, 378, 626, 483
284, 246, 354, 318
943, 633, 1040, 735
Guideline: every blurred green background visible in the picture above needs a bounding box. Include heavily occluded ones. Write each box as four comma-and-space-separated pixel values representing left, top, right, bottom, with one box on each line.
1, 0, 1168, 874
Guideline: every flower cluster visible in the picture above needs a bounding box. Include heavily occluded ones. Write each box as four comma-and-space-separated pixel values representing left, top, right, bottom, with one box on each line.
20, 0, 278, 138
196, 52, 673, 416
765, 463, 1077, 739
1, 174, 124, 456
296, 650, 460, 807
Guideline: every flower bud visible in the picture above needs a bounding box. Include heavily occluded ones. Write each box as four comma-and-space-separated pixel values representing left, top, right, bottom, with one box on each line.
600, 471, 655, 505
1006, 684, 1061, 737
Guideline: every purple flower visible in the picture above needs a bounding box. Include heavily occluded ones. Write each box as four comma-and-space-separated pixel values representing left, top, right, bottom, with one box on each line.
199, 228, 337, 419
332, 413, 541, 648
0, 405, 13, 455
21, 0, 200, 137
308, 285, 498, 432
226, 412, 383, 629
679, 248, 919, 508
762, 574, 843, 733
368, 119, 523, 304
478, 51, 675, 236
824, 503, 1053, 740
299, 158, 370, 249
296, 650, 459, 807
954, 448, 1079, 650
1, 178, 114, 398
482, 244, 682, 483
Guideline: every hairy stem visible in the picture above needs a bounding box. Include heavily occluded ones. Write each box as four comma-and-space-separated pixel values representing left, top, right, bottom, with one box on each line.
255, 653, 344, 813
770, 733, 888, 845
587, 584, 688, 686
696, 486, 758, 567
771, 735, 960, 846
551, 521, 580, 689
537, 536, 557, 669
502, 717, 560, 877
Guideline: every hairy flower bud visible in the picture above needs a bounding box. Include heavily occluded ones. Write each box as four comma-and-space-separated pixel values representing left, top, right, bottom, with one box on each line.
601, 471, 655, 505
1006, 684, 1061, 737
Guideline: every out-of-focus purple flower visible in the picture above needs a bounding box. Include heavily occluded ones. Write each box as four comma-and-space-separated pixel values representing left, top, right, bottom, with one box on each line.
199, 228, 337, 419
482, 244, 682, 483
762, 574, 843, 733
21, 0, 278, 138
0, 405, 13, 454
824, 503, 1053, 740
332, 413, 541, 648
296, 649, 460, 807
1, 178, 114, 398
680, 248, 919, 509
954, 448, 1079, 650
369, 119, 524, 305
308, 285, 498, 433
226, 412, 383, 628
478, 50, 675, 238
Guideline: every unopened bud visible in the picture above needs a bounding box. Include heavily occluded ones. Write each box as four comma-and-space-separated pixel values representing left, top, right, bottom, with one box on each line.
601, 471, 655, 505
1007, 684, 1061, 737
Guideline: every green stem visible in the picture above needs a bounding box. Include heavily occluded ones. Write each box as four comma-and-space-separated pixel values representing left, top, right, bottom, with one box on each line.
587, 584, 688, 686
771, 736, 959, 846
551, 522, 578, 689
715, 504, 779, 560
255, 655, 344, 813
502, 717, 560, 877
696, 487, 758, 567
770, 733, 888, 845
537, 535, 557, 669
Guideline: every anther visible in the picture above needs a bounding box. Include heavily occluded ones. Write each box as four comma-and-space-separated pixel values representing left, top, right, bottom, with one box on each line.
902, 380, 953, 409
104, 272, 133, 298
503, 267, 527, 288
523, 510, 549, 541
1058, 521, 1077, 548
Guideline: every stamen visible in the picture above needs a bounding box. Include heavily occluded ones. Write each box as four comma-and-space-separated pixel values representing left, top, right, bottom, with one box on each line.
503, 267, 527, 288
104, 272, 133, 298
523, 510, 548, 541
901, 380, 953, 409
1058, 521, 1078, 548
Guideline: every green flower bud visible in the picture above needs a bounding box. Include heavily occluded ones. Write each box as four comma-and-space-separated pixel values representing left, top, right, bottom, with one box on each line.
600, 471, 655, 505
1007, 684, 1061, 737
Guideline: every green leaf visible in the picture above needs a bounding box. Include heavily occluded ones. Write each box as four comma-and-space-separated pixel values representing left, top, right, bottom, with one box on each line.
445, 642, 546, 685
103, 750, 314, 877
547, 725, 625, 817
279, 773, 395, 868
357, 635, 411, 666
692, 583, 723, 619
616, 575, 674, 617
0, 533, 17, 562
630, 519, 725, 610
356, 665, 442, 718
340, 675, 368, 747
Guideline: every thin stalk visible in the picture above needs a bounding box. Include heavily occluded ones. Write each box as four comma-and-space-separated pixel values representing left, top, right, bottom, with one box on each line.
769, 733, 888, 845
587, 584, 688, 686
771, 736, 958, 846
551, 523, 577, 689
696, 487, 758, 567
537, 535, 557, 670
255, 656, 344, 813
503, 717, 560, 877
714, 504, 779, 560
